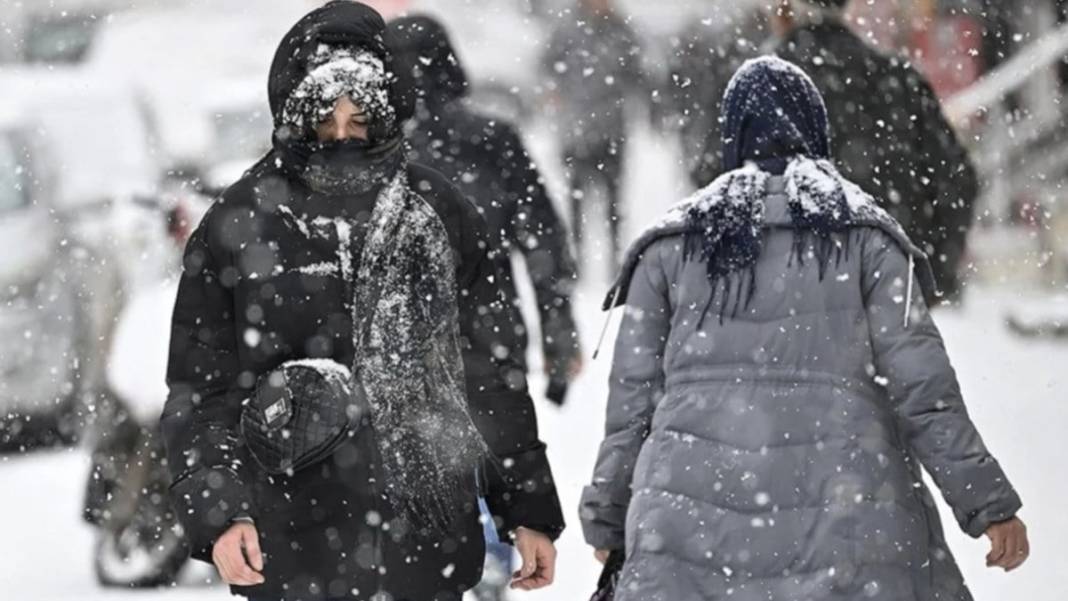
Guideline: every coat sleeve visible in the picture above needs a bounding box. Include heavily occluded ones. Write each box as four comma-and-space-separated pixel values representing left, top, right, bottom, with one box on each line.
862, 229, 1021, 538
500, 125, 581, 377
161, 214, 256, 562
454, 193, 566, 541
579, 243, 670, 550
910, 72, 979, 301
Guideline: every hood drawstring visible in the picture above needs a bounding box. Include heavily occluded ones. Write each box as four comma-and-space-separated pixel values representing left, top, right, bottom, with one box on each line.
592, 285, 624, 360
904, 253, 915, 328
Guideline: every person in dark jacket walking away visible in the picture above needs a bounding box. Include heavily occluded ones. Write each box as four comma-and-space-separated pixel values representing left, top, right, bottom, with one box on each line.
161, 3, 564, 600
541, 0, 647, 271
581, 56, 1028, 601
388, 15, 583, 408
666, 8, 766, 189
387, 15, 582, 601
768, 0, 979, 304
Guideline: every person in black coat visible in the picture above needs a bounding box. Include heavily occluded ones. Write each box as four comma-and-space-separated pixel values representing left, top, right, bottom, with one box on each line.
770, 0, 980, 304
161, 3, 564, 600
541, 0, 647, 269
387, 15, 583, 406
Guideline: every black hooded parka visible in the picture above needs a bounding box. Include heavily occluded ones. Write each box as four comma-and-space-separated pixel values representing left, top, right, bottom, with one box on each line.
161, 3, 564, 600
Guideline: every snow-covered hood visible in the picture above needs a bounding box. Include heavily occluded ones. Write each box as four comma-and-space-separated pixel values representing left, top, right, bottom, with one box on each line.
266, 1, 415, 131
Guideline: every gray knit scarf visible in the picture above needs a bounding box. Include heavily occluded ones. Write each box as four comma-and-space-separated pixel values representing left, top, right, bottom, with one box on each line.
353, 170, 489, 533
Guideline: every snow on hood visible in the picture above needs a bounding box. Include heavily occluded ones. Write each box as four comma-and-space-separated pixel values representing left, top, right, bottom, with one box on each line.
280, 45, 397, 135
267, 1, 415, 131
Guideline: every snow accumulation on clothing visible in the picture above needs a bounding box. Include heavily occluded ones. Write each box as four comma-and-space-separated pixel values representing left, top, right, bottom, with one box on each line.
632, 157, 903, 244
281, 44, 396, 133
296, 261, 340, 276
281, 357, 353, 393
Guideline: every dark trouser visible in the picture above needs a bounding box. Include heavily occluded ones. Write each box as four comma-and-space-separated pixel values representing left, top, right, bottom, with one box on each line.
564, 138, 625, 270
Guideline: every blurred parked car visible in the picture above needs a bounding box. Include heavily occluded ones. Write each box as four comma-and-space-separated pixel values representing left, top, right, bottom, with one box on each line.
85, 2, 303, 176
0, 0, 132, 65
0, 68, 162, 451
0, 109, 85, 450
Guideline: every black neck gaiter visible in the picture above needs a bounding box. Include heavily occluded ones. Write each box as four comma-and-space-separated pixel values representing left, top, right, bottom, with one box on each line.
274, 132, 406, 197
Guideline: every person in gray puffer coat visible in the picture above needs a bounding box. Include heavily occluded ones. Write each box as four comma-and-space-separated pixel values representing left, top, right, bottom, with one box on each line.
580, 56, 1028, 601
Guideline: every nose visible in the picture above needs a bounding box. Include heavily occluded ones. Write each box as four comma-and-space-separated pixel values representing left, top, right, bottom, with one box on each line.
328, 122, 348, 142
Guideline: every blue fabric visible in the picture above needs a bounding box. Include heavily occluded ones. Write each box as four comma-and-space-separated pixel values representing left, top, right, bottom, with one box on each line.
720, 56, 830, 174
478, 497, 514, 568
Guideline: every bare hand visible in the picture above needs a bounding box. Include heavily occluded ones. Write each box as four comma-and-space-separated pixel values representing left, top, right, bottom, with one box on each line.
510, 527, 557, 591
985, 516, 1029, 572
212, 522, 265, 586
594, 549, 611, 564
567, 355, 584, 380
545, 354, 584, 381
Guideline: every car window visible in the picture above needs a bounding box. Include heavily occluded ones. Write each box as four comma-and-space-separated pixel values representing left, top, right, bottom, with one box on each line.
0, 135, 29, 213
25, 14, 101, 64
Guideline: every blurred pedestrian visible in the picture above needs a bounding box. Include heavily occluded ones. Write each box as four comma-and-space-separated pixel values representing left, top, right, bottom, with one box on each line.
161, 3, 563, 600
389, 14, 583, 409
388, 14, 583, 600
541, 0, 647, 271
666, 8, 767, 188
581, 57, 1027, 601
770, 0, 979, 304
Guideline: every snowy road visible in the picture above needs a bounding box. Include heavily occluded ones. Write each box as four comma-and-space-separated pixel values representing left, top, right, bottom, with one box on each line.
2, 129, 1066, 600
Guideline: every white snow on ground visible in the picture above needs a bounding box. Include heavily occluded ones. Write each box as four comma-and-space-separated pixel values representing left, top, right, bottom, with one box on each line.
1, 125, 1066, 601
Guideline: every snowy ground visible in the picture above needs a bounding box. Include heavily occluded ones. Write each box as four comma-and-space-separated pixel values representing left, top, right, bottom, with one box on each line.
2, 127, 1066, 600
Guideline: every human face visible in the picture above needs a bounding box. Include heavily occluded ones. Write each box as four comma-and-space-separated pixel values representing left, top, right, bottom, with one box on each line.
315, 95, 370, 142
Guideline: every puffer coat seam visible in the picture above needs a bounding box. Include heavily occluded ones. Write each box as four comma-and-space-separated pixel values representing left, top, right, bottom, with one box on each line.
629, 545, 923, 578
659, 425, 898, 455
663, 369, 880, 396
685, 304, 863, 326
634, 482, 925, 518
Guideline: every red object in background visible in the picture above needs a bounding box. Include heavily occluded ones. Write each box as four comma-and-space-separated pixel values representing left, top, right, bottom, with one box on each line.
846, 0, 907, 52
913, 16, 984, 101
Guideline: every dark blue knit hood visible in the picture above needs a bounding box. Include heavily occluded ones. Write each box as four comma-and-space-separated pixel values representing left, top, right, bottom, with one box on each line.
721, 55, 831, 174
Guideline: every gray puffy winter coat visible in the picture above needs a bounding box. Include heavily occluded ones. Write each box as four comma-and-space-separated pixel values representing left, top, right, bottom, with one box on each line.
580, 178, 1021, 601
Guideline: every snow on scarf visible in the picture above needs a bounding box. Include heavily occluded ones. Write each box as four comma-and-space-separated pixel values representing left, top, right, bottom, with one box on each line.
352, 170, 488, 532
598, 154, 928, 341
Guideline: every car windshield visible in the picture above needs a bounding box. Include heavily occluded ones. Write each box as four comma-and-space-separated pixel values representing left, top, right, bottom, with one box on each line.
25, 14, 100, 64
0, 135, 28, 213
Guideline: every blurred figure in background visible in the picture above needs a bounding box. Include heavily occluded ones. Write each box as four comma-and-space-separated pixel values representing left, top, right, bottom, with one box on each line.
390, 15, 583, 408
771, 0, 979, 304
541, 0, 647, 271
389, 14, 583, 600
667, 8, 767, 189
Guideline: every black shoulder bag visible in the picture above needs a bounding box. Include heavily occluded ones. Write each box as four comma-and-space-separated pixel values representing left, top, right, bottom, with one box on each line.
240, 360, 368, 474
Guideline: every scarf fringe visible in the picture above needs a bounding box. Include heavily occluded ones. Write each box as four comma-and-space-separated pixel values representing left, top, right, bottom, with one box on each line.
685, 157, 888, 326
353, 170, 490, 535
